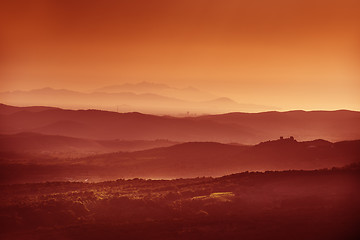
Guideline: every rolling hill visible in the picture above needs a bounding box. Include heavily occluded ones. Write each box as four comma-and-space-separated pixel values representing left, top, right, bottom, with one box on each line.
0, 132, 178, 157
71, 138, 360, 179
1, 104, 359, 143
0, 104, 256, 142
1, 137, 359, 183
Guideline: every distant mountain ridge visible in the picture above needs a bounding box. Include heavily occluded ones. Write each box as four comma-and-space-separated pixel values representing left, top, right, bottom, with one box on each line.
95, 81, 217, 101
96, 82, 175, 92
0, 86, 274, 114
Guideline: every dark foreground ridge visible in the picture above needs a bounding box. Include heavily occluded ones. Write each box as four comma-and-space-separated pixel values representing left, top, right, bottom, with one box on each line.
0, 166, 359, 240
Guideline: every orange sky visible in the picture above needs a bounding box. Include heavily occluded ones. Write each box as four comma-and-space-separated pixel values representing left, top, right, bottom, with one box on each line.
0, 0, 359, 111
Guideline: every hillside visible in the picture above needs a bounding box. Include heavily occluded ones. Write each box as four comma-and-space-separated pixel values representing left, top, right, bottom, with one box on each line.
72, 138, 360, 178
0, 103, 58, 114
1, 138, 359, 183
197, 110, 360, 142
0, 132, 178, 157
0, 104, 255, 142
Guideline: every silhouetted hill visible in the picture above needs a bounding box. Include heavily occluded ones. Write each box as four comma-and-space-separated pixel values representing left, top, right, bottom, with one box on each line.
85, 139, 360, 178
3, 139, 358, 183
0, 132, 178, 157
0, 105, 254, 142
1, 104, 359, 144
196, 110, 360, 142
0, 103, 58, 115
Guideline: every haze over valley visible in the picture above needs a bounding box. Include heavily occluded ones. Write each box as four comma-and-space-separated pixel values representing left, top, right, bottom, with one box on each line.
1, 0, 359, 239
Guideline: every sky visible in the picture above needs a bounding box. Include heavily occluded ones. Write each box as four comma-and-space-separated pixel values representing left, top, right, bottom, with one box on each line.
0, 0, 359, 111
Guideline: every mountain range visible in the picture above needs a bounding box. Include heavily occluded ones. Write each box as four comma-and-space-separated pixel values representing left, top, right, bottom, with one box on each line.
0, 83, 274, 114
95, 81, 217, 101
1, 103, 359, 144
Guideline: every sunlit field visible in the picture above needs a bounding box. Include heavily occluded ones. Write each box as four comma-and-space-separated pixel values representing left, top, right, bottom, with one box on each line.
1, 167, 359, 240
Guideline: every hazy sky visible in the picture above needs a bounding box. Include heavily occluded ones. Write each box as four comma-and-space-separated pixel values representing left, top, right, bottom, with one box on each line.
1, 0, 359, 110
